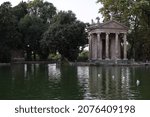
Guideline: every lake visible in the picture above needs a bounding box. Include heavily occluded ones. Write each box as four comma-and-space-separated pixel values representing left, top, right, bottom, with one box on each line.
0, 64, 150, 100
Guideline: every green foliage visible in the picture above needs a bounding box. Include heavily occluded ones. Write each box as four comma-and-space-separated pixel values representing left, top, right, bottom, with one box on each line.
19, 14, 47, 60
0, 2, 22, 62
48, 53, 61, 61
13, 1, 28, 21
77, 51, 89, 62
18, 0, 56, 60
42, 11, 88, 61
0, 0, 87, 62
0, 0, 57, 62
28, 0, 56, 23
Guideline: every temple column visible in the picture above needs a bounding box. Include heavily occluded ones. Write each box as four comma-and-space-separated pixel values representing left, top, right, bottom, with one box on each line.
97, 33, 102, 60
89, 34, 92, 60
123, 33, 127, 60
115, 33, 119, 59
105, 33, 109, 60
94, 35, 98, 60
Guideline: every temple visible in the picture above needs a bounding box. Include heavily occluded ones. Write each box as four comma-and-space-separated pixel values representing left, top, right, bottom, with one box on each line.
87, 19, 128, 61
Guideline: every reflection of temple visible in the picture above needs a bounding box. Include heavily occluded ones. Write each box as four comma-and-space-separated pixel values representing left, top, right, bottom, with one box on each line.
89, 66, 137, 99
87, 20, 128, 60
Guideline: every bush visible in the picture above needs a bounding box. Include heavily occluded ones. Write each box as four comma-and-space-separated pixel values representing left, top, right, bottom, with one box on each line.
48, 53, 61, 61
77, 51, 89, 62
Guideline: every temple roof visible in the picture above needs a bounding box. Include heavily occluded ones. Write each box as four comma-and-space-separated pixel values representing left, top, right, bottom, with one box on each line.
87, 20, 128, 32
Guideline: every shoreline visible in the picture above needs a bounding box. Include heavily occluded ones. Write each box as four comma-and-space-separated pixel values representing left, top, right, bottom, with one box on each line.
69, 62, 150, 66
0, 61, 56, 66
0, 61, 150, 66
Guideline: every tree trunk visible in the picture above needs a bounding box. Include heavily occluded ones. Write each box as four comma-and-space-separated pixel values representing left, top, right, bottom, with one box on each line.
33, 52, 36, 61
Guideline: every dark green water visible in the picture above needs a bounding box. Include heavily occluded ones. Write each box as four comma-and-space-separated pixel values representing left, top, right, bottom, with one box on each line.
0, 64, 150, 100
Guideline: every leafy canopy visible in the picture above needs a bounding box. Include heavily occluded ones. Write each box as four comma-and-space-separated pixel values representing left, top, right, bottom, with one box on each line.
42, 11, 88, 61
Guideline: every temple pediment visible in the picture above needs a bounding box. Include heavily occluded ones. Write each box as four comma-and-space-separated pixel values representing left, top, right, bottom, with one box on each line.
100, 20, 128, 30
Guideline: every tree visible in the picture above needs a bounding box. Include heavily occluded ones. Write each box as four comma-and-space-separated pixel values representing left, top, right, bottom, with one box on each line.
18, 0, 56, 60
18, 14, 46, 60
28, 0, 56, 23
13, 1, 28, 21
42, 11, 88, 61
0, 2, 22, 62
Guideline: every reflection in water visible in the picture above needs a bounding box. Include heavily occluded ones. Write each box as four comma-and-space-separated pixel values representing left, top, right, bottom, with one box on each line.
77, 67, 91, 99
0, 64, 150, 99
47, 64, 60, 79
0, 64, 85, 100
88, 67, 142, 99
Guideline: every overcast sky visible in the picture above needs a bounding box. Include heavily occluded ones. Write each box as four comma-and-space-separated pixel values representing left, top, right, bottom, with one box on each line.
0, 0, 102, 23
